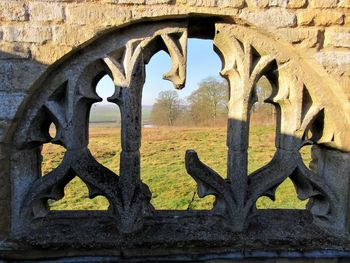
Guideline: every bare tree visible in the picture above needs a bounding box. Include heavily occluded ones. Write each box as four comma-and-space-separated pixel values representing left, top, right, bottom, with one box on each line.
150, 90, 182, 126
188, 77, 228, 125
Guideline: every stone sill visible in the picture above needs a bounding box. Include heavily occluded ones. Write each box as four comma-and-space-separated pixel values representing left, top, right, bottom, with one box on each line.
1, 210, 350, 261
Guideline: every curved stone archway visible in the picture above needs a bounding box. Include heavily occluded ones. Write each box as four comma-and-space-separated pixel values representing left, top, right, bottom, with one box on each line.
1, 14, 350, 261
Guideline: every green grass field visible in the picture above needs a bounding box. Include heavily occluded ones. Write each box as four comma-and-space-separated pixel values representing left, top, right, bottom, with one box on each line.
42, 125, 311, 211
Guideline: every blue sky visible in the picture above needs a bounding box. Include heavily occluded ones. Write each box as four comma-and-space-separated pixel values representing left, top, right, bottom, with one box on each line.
96, 39, 223, 105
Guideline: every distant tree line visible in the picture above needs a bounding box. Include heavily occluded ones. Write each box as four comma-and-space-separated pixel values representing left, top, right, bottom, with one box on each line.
150, 76, 274, 127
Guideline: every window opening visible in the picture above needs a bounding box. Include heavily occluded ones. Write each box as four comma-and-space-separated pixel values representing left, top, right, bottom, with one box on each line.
49, 176, 110, 210
141, 39, 226, 210
89, 75, 121, 175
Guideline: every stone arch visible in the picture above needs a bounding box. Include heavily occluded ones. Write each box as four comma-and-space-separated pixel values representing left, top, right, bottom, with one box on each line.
5, 16, 350, 254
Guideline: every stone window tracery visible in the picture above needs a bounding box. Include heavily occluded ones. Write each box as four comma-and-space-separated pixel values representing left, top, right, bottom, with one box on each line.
9, 18, 350, 251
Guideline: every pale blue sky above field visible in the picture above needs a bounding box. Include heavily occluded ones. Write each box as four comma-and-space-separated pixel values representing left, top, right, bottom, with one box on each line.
96, 39, 223, 105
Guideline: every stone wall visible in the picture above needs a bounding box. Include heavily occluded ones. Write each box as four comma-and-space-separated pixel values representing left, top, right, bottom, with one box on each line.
0, 0, 350, 261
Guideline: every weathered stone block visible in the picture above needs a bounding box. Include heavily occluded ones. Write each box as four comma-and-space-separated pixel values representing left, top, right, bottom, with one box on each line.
0, 60, 46, 92
66, 4, 132, 26
146, 0, 173, 3
29, 2, 65, 22
186, 0, 217, 6
52, 25, 95, 46
309, 0, 339, 8
30, 44, 72, 64
0, 93, 26, 120
3, 25, 51, 44
0, 43, 31, 59
297, 10, 344, 26
240, 9, 297, 28
216, 0, 245, 7
118, 0, 145, 3
268, 0, 289, 7
286, 0, 307, 8
246, 0, 270, 8
315, 51, 350, 76
339, 0, 350, 7
247, 0, 298, 8
275, 28, 321, 48
324, 28, 350, 48
0, 1, 27, 21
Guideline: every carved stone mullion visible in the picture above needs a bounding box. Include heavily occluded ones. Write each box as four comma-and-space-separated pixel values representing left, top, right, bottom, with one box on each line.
226, 85, 250, 222
104, 28, 188, 233
106, 41, 149, 233
58, 78, 78, 150
118, 64, 146, 233
214, 25, 257, 230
